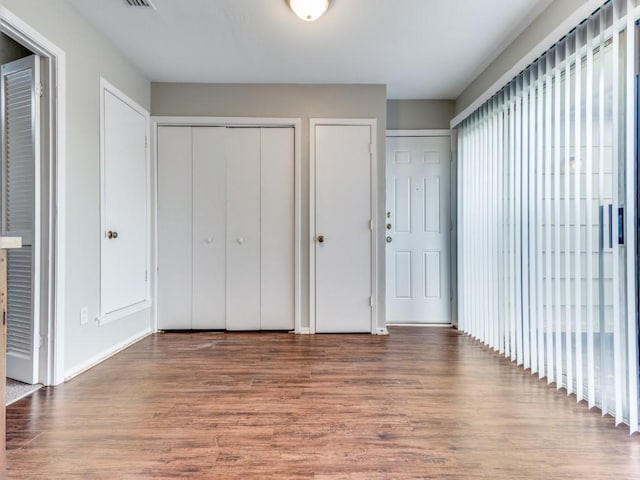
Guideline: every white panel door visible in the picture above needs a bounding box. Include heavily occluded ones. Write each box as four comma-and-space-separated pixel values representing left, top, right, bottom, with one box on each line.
157, 126, 192, 329
101, 89, 148, 315
314, 124, 372, 333
260, 128, 295, 330
1, 55, 40, 384
386, 136, 451, 323
192, 127, 226, 329
226, 128, 261, 330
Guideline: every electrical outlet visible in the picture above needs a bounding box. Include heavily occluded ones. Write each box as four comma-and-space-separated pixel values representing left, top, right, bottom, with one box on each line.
80, 306, 88, 325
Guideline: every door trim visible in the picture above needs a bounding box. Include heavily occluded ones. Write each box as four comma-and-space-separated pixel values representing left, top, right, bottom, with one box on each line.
0, 5, 66, 385
151, 116, 303, 333
309, 118, 378, 334
385, 129, 456, 327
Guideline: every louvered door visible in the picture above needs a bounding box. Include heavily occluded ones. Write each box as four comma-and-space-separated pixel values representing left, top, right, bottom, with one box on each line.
1, 55, 41, 384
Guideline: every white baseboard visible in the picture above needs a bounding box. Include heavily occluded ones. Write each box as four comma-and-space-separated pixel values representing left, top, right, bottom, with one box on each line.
63, 328, 152, 382
296, 327, 311, 334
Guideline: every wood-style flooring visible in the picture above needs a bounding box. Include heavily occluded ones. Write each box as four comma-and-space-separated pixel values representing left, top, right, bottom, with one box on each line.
4, 326, 640, 479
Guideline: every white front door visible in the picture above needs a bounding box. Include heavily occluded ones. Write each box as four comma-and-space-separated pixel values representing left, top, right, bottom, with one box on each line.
313, 123, 373, 333
386, 135, 451, 324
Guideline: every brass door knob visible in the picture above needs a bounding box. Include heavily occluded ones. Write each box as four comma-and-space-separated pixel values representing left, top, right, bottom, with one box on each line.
317, 235, 325, 243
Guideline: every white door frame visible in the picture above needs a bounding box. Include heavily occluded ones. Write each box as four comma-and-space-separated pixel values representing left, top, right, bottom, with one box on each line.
151, 116, 303, 333
385, 129, 455, 326
310, 118, 378, 334
0, 6, 66, 385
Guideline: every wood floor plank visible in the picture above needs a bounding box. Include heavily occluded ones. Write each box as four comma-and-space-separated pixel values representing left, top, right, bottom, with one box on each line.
4, 327, 640, 479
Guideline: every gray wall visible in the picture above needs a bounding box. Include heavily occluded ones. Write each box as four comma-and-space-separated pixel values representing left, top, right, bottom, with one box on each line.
0, 0, 151, 378
456, 0, 600, 115
0, 32, 31, 63
152, 83, 387, 332
387, 100, 454, 130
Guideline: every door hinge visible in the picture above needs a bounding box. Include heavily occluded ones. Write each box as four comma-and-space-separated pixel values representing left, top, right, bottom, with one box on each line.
145, 136, 148, 149
369, 219, 373, 231
369, 296, 374, 307
145, 270, 148, 282
37, 82, 44, 98
369, 143, 374, 154
39, 334, 45, 348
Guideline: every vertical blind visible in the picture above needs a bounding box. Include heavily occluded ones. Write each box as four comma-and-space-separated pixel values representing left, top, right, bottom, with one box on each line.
457, 0, 639, 433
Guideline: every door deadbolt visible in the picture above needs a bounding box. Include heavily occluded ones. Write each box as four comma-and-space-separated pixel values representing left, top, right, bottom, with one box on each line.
317, 235, 325, 243
386, 236, 392, 243
386, 224, 392, 230
107, 230, 118, 239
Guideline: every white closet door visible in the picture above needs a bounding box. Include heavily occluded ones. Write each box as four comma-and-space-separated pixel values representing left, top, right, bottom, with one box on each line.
314, 124, 372, 333
192, 127, 226, 329
157, 126, 192, 329
260, 128, 294, 330
1, 55, 40, 384
226, 128, 261, 330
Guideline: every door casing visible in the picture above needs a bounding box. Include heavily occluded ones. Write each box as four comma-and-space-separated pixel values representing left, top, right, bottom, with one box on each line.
0, 6, 66, 386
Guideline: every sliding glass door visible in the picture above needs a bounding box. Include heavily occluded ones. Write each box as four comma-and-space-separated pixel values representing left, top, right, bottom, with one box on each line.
456, 0, 639, 433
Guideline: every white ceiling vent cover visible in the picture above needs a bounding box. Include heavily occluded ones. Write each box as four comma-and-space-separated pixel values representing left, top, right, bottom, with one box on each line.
124, 0, 157, 9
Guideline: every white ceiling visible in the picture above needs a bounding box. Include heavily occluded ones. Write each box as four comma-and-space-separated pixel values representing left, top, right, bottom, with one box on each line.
66, 0, 552, 99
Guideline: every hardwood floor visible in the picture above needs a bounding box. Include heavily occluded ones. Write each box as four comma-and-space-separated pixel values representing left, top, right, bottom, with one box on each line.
4, 326, 640, 479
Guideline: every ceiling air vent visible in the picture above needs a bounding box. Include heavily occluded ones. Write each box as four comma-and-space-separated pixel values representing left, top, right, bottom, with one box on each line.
124, 0, 157, 9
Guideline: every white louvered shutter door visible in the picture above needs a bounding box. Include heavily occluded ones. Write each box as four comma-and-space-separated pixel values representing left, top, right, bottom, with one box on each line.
1, 55, 40, 384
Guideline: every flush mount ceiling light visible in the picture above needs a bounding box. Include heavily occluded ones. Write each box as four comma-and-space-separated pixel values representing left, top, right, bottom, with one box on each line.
287, 0, 333, 21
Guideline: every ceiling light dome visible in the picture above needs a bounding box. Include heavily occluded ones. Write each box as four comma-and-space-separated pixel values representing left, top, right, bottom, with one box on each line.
288, 0, 333, 21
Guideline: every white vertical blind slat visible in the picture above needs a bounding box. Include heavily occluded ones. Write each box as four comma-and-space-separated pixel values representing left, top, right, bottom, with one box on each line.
574, 26, 584, 403
535, 66, 545, 379
611, 0, 623, 425
522, 73, 531, 370
585, 16, 596, 409
624, 0, 639, 434
509, 89, 517, 361
597, 8, 608, 417
529, 70, 538, 374
544, 52, 555, 384
554, 44, 564, 390
564, 35, 574, 395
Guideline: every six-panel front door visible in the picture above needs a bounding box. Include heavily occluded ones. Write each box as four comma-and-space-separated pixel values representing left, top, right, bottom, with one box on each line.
386, 135, 451, 324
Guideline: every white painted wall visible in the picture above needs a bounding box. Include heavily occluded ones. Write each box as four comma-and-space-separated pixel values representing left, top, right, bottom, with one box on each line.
455, 0, 602, 116
0, 0, 151, 378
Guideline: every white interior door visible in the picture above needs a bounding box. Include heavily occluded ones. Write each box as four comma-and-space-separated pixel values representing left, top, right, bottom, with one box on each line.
386, 135, 451, 324
100, 86, 149, 317
313, 123, 373, 333
1, 55, 40, 384
226, 128, 261, 330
